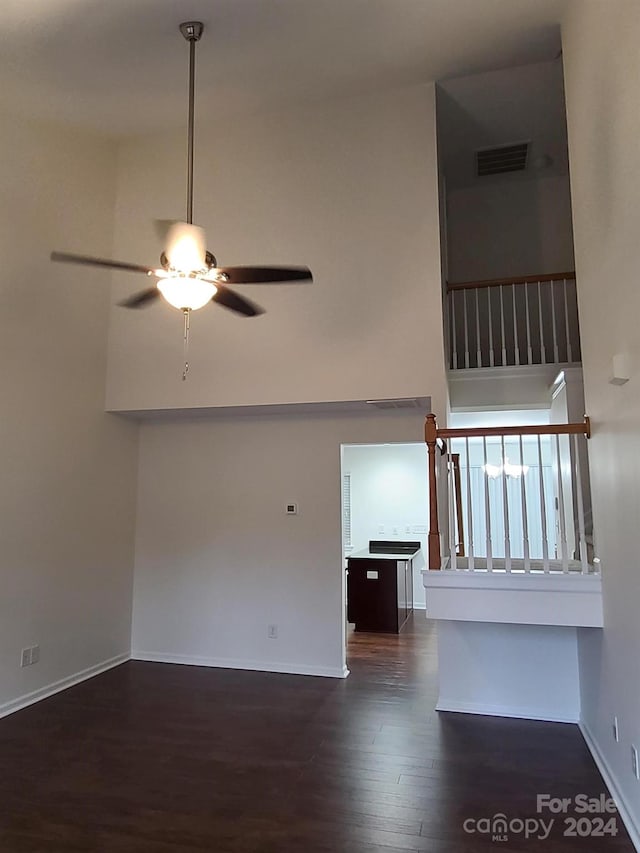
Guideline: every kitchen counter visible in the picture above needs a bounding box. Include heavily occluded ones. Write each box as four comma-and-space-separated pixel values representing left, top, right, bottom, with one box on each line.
347, 541, 420, 633
349, 547, 421, 561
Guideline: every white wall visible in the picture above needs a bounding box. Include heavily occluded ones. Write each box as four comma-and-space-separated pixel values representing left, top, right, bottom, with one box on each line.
342, 443, 428, 606
447, 174, 575, 282
132, 411, 428, 676
448, 408, 550, 428
105, 84, 446, 415
0, 114, 139, 715
563, 0, 640, 839
448, 365, 561, 412
437, 621, 581, 723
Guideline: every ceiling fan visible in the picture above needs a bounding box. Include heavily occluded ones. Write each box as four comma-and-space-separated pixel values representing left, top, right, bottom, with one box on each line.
51, 22, 312, 375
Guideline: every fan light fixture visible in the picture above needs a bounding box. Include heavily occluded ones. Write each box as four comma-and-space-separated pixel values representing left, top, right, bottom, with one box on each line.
50, 21, 313, 380
157, 277, 217, 311
157, 222, 215, 310
483, 458, 530, 479
165, 223, 207, 275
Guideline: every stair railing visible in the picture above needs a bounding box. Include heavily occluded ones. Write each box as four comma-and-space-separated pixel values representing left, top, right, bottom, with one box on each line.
447, 271, 580, 370
425, 414, 596, 574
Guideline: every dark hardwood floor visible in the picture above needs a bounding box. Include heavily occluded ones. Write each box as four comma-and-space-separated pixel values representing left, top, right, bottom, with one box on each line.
0, 615, 634, 852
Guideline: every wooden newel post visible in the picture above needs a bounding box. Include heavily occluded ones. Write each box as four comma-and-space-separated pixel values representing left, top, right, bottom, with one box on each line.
425, 414, 441, 570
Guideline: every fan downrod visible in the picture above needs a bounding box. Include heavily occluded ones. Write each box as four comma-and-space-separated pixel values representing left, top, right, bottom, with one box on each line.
180, 21, 204, 224
179, 22, 204, 42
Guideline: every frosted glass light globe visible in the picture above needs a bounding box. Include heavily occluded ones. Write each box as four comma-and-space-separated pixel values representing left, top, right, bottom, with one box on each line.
157, 276, 216, 310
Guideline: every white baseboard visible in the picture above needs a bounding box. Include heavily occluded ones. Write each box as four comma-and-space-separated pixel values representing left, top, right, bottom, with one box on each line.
580, 721, 640, 852
436, 698, 579, 724
132, 650, 349, 679
0, 652, 130, 720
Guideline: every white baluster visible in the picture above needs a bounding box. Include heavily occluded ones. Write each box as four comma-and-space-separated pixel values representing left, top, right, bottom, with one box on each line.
591, 524, 600, 574
463, 289, 470, 369
519, 435, 530, 572
563, 278, 573, 363
512, 283, 520, 366
537, 280, 546, 363
487, 287, 494, 367
551, 280, 560, 364
499, 284, 507, 366
475, 288, 482, 368
537, 435, 550, 572
525, 282, 533, 365
483, 436, 493, 571
451, 291, 458, 369
465, 437, 474, 571
501, 435, 511, 572
572, 433, 590, 574
448, 443, 457, 570
571, 279, 581, 362
555, 433, 569, 572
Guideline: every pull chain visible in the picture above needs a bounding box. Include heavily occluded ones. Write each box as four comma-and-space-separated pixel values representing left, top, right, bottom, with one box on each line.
182, 308, 191, 381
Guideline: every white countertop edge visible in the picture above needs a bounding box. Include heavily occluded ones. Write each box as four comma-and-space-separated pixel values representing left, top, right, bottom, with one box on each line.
350, 550, 421, 561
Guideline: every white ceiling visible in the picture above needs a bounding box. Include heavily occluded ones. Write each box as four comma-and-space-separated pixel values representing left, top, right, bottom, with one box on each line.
0, 0, 567, 136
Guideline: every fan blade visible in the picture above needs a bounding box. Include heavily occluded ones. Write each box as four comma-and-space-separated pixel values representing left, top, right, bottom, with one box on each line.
213, 285, 265, 317
51, 251, 154, 276
214, 266, 312, 284
118, 287, 161, 309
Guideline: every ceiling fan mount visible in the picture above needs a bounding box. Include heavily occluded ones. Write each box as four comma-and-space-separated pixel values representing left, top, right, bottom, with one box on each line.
159, 250, 219, 275
179, 21, 204, 42
50, 19, 312, 377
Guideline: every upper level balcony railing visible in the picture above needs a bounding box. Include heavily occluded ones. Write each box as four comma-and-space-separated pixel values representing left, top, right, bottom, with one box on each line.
424, 414, 597, 575
447, 271, 581, 370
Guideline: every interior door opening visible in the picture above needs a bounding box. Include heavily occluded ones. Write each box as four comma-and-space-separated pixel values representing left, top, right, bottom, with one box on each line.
340, 442, 429, 658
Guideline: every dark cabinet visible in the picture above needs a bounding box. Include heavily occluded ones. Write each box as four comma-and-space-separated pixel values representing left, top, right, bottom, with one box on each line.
347, 541, 419, 633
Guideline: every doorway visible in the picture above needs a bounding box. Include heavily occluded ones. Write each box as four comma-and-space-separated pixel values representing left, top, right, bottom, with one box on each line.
340, 442, 429, 653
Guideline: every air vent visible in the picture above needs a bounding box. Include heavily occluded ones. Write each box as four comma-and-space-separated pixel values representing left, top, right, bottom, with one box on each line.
476, 142, 529, 177
366, 398, 425, 410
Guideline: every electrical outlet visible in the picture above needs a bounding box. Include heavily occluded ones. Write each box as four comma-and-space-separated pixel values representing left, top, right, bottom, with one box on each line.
20, 648, 31, 668
632, 745, 639, 780
30, 645, 40, 665
613, 716, 620, 743
267, 624, 278, 639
